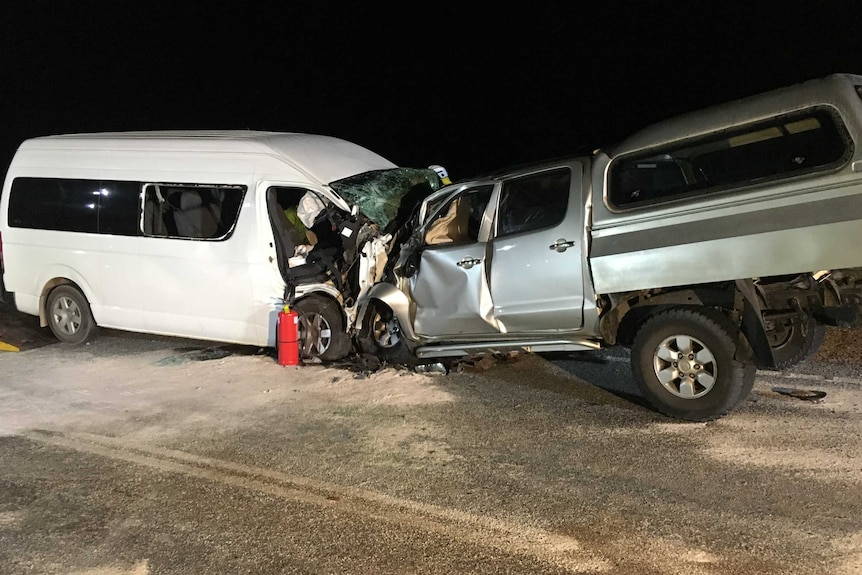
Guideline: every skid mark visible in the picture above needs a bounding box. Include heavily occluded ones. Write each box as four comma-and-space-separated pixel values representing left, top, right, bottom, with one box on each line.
25, 429, 609, 573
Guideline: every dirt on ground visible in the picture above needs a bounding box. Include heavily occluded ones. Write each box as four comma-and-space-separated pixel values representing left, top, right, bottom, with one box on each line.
2, 304, 862, 574
812, 326, 862, 363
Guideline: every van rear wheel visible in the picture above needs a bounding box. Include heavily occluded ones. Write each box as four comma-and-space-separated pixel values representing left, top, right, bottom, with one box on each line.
46, 285, 99, 345
632, 308, 755, 421
293, 295, 351, 361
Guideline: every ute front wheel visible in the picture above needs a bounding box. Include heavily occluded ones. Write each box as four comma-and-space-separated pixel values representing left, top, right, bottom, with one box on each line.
632, 308, 755, 421
358, 303, 417, 366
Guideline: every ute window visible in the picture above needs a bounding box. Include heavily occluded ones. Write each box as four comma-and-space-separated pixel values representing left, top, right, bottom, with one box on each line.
497, 168, 570, 237
424, 185, 494, 245
142, 184, 245, 239
608, 107, 852, 209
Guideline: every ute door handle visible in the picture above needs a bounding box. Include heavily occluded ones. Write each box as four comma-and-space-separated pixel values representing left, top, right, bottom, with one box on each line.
549, 238, 576, 252
457, 257, 482, 269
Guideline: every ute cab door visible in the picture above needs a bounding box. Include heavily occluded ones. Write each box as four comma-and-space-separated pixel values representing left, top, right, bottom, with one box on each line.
407, 184, 499, 337
486, 163, 586, 333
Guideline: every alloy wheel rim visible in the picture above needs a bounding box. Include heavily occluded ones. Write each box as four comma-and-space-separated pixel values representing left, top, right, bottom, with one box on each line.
372, 313, 400, 348
652, 334, 717, 399
298, 312, 332, 357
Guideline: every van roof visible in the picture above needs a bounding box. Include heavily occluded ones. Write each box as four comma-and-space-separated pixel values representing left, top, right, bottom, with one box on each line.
18, 130, 398, 185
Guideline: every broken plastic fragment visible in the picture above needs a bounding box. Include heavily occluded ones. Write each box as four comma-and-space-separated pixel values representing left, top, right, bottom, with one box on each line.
771, 386, 827, 402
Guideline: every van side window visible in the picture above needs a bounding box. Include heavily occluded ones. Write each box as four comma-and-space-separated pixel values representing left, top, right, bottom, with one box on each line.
608, 107, 853, 209
99, 180, 142, 236
143, 184, 245, 239
9, 178, 104, 234
497, 168, 570, 236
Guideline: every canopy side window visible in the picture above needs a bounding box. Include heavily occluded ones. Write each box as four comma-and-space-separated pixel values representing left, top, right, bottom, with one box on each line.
608, 107, 853, 209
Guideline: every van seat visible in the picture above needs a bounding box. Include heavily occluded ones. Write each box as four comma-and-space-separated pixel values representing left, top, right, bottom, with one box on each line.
174, 191, 219, 238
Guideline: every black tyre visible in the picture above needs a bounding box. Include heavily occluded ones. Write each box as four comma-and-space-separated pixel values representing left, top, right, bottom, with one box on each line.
46, 284, 99, 345
631, 308, 755, 421
767, 315, 826, 369
357, 302, 417, 366
292, 295, 351, 361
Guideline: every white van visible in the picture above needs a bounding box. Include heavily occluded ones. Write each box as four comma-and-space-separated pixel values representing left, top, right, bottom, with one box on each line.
0, 131, 442, 358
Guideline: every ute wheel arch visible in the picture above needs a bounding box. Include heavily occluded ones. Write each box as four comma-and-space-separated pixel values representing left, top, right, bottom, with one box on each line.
607, 282, 771, 368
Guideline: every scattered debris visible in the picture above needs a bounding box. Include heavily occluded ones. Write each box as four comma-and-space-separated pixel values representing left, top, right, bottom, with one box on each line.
157, 347, 233, 366
451, 352, 521, 373
329, 353, 384, 374
771, 386, 827, 402
414, 362, 447, 375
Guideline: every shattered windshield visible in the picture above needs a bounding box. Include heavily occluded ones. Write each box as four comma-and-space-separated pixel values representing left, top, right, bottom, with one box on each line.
330, 168, 442, 228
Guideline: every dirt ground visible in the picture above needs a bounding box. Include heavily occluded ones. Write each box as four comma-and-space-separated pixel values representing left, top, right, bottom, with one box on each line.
813, 326, 862, 362
1, 303, 862, 574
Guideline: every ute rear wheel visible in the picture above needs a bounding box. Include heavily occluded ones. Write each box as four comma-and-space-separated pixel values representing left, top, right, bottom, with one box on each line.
46, 284, 99, 345
292, 295, 351, 361
767, 315, 826, 369
632, 308, 755, 421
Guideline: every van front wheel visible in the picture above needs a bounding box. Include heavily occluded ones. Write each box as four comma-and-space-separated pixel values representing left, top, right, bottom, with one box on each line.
46, 285, 99, 345
292, 295, 351, 362
631, 308, 755, 421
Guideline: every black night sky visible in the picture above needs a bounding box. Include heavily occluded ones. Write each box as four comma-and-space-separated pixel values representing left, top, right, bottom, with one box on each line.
2, 3, 862, 181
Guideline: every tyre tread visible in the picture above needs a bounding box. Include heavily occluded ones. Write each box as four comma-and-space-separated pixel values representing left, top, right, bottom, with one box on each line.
632, 308, 753, 421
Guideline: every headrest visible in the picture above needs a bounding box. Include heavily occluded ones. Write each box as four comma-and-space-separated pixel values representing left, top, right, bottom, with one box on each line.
180, 192, 202, 210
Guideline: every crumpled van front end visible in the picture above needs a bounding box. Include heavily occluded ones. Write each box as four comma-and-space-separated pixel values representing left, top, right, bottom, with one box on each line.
267, 165, 445, 361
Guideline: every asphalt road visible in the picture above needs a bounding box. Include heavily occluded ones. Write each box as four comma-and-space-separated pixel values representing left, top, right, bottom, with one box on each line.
1, 303, 861, 574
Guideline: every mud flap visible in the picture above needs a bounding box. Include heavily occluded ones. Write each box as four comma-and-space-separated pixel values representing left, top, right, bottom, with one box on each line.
735, 279, 776, 368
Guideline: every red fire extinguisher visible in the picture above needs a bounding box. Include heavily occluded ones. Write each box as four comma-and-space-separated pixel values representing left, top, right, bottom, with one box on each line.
277, 304, 300, 366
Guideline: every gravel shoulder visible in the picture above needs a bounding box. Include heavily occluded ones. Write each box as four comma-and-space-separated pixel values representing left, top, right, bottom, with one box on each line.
1, 308, 861, 574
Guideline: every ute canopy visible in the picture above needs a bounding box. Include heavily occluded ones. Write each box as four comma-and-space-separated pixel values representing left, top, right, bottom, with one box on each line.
331, 168, 442, 228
